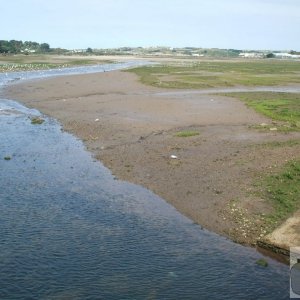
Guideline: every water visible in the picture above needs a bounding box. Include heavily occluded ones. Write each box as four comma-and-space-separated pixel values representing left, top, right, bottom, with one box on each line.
0, 66, 289, 299
155, 85, 300, 97
0, 61, 148, 87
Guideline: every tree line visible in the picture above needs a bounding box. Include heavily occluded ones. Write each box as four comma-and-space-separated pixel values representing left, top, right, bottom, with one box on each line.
0, 40, 51, 54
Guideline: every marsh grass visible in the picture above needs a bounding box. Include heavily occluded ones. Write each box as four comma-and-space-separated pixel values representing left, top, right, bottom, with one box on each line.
175, 130, 200, 137
127, 60, 300, 89
223, 92, 300, 131
261, 139, 300, 148
260, 160, 300, 227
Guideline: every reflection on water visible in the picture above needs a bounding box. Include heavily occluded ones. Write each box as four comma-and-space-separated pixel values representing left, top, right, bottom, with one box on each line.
0, 99, 289, 299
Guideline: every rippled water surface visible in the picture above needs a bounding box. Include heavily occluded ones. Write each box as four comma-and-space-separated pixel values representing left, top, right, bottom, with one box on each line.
0, 66, 290, 299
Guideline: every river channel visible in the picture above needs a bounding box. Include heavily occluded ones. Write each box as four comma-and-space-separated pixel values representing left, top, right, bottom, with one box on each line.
0, 63, 289, 299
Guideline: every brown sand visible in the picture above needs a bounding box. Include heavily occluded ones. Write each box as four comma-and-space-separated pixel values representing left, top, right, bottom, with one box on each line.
3, 69, 300, 248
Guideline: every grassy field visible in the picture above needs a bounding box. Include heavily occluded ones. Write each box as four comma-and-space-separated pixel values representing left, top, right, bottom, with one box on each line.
127, 60, 300, 89
258, 160, 300, 228
217, 92, 300, 228
0, 54, 112, 72
223, 92, 300, 131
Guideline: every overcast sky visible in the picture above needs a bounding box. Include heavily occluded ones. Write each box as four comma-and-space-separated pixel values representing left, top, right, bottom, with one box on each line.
2, 0, 300, 50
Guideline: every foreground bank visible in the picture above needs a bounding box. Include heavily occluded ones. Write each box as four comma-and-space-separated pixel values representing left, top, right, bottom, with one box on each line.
3, 67, 300, 259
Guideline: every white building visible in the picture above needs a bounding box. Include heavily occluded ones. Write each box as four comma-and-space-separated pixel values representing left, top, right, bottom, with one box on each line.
239, 52, 264, 58
274, 53, 300, 59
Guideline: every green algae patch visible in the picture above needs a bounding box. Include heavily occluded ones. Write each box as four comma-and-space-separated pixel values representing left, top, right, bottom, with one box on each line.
175, 130, 200, 137
31, 117, 45, 125
256, 258, 268, 267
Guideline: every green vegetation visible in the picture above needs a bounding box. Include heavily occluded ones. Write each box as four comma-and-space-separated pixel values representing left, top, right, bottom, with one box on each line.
253, 142, 300, 234
128, 61, 300, 235
262, 139, 300, 148
265, 53, 275, 59
127, 60, 300, 89
256, 258, 268, 267
91, 47, 244, 57
0, 40, 113, 72
175, 130, 200, 137
224, 92, 300, 131
0, 40, 51, 54
260, 160, 300, 227
31, 117, 45, 125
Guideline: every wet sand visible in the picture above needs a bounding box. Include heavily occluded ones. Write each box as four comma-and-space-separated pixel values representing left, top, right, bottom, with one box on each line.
3, 69, 300, 248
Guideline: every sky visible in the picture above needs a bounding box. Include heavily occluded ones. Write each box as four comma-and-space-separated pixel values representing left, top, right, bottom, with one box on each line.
1, 0, 300, 50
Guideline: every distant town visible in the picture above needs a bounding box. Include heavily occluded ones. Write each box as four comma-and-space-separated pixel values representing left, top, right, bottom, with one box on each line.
1, 39, 300, 59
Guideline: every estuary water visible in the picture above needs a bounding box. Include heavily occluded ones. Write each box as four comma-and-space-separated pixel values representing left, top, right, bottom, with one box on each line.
0, 64, 289, 299
0, 61, 148, 87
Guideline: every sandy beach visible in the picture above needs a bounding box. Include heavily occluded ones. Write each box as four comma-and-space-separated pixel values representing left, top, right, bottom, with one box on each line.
3, 68, 300, 249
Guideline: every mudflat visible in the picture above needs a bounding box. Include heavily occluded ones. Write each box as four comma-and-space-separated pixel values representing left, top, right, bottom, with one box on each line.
3, 69, 300, 247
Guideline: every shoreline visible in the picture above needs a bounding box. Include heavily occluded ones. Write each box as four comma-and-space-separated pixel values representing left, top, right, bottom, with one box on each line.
2, 67, 300, 258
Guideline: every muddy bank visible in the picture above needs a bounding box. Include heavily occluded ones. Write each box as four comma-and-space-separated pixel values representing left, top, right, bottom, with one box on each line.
3, 69, 300, 248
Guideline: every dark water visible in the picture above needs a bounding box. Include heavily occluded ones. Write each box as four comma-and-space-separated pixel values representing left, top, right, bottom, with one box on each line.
0, 67, 290, 299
